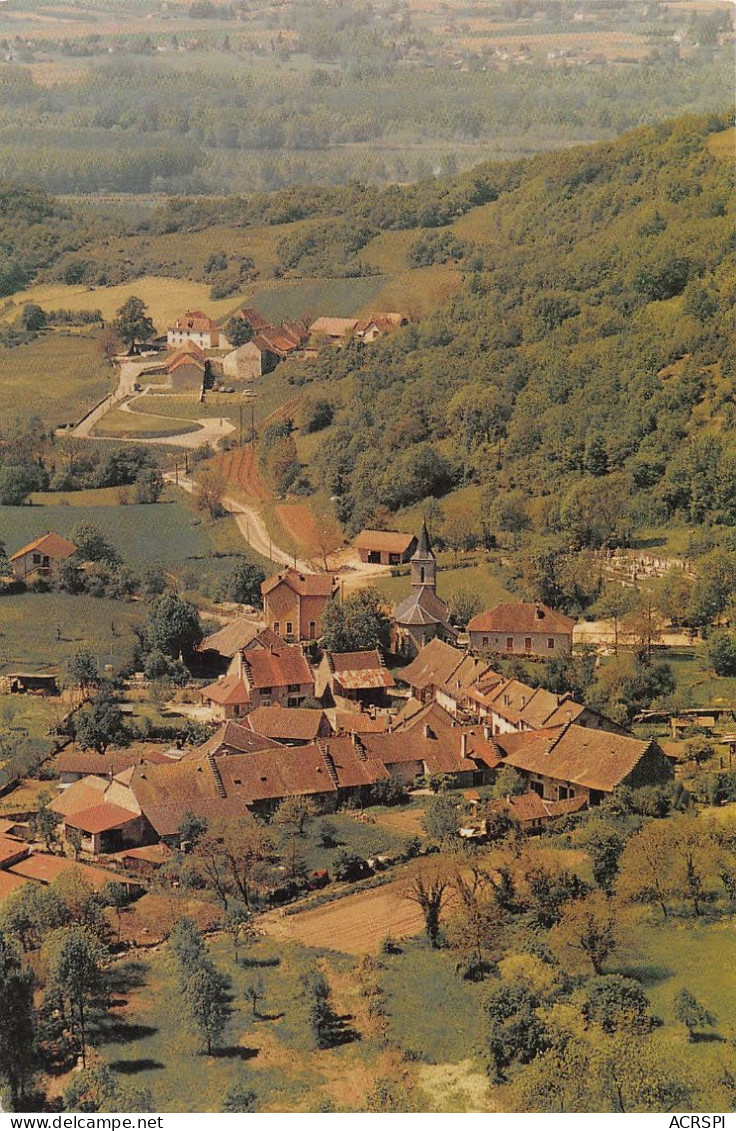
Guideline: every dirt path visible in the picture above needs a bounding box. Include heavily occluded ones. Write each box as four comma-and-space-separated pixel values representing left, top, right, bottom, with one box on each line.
165, 471, 312, 571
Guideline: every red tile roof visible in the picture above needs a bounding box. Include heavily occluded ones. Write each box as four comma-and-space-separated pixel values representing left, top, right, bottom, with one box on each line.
261, 567, 336, 599
0, 871, 29, 901
0, 835, 29, 869
247, 705, 329, 742
496, 724, 666, 793
243, 642, 313, 691
334, 711, 390, 735
468, 602, 575, 635
198, 617, 265, 658
353, 529, 416, 554
328, 650, 395, 691
202, 675, 251, 707
10, 533, 77, 563
195, 721, 282, 758
9, 855, 132, 892
169, 310, 218, 333
63, 803, 139, 834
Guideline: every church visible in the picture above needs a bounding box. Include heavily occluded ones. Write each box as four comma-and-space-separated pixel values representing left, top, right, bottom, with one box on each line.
392, 522, 457, 657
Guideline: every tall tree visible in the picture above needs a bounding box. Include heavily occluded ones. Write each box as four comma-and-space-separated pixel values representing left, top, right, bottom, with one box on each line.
112, 296, 155, 352
44, 927, 107, 1068
0, 931, 36, 1110
147, 590, 203, 660
320, 587, 391, 653
402, 862, 450, 947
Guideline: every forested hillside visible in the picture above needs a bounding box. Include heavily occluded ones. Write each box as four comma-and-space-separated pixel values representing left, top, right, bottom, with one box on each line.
275, 113, 735, 559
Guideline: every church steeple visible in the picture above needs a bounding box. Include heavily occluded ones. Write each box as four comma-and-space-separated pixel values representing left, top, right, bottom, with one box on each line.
410, 520, 436, 590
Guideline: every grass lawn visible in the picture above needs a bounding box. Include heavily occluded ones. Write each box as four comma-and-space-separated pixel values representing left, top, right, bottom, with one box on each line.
0, 592, 145, 675
92, 408, 201, 439
620, 912, 736, 1110
276, 811, 416, 876
0, 333, 113, 429
29, 486, 125, 507
1, 489, 266, 599
658, 647, 736, 709
0, 693, 65, 743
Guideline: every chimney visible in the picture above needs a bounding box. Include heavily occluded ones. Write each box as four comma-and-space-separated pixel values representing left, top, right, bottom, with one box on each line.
460, 733, 468, 758
535, 603, 544, 620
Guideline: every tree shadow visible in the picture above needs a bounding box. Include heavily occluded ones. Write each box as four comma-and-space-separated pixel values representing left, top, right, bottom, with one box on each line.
238, 955, 280, 969
325, 1012, 360, 1047
692, 1032, 726, 1043
617, 963, 674, 986
108, 961, 148, 994
94, 1019, 159, 1045
211, 1045, 259, 1061
254, 1010, 285, 1023
108, 1058, 165, 1075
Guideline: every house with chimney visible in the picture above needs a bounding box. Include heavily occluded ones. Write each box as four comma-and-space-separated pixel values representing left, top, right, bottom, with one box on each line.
261, 568, 338, 642
203, 632, 315, 715
167, 310, 221, 350
393, 523, 457, 657
467, 602, 575, 658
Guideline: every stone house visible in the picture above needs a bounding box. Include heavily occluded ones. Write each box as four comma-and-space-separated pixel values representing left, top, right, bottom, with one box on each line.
261, 568, 338, 642
166, 310, 220, 350
316, 649, 395, 709
467, 602, 575, 658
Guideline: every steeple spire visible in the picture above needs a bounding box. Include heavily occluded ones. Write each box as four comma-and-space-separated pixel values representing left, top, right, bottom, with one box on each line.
410, 520, 436, 590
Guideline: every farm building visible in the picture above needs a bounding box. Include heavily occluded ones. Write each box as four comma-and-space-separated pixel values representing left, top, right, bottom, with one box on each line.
310, 316, 358, 342
354, 312, 408, 342
222, 340, 278, 381
167, 353, 206, 393
8, 672, 59, 696
222, 634, 316, 709
10, 533, 77, 582
467, 602, 575, 658
494, 723, 673, 804
261, 567, 338, 642
246, 704, 332, 745
62, 802, 144, 856
353, 529, 417, 565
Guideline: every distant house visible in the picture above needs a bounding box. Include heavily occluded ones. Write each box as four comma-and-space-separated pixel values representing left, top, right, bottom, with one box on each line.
201, 673, 251, 720
167, 310, 220, 350
197, 616, 266, 673
316, 649, 395, 709
354, 312, 408, 342
261, 568, 338, 642
467, 602, 575, 658
354, 529, 417, 566
494, 723, 673, 805
61, 802, 144, 856
9, 672, 59, 697
310, 316, 358, 342
10, 533, 77, 582
486, 791, 588, 834
393, 523, 457, 657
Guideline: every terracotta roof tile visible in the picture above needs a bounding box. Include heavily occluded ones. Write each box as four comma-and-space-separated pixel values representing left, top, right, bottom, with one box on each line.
247, 705, 329, 742
10, 533, 77, 562
261, 567, 336, 599
468, 602, 575, 635
243, 643, 313, 691
63, 803, 139, 835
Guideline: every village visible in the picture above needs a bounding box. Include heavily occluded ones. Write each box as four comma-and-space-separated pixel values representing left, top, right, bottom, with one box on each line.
0, 506, 678, 915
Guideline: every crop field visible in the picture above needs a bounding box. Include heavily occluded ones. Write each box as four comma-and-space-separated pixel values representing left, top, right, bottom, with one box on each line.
0, 334, 113, 429
263, 871, 428, 955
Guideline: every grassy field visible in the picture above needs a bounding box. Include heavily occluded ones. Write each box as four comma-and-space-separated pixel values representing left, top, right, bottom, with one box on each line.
95, 934, 379, 1114
371, 558, 513, 611
91, 409, 202, 439
0, 333, 113, 429
0, 592, 144, 675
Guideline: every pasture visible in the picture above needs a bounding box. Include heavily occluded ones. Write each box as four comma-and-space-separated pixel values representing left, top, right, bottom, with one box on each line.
0, 334, 112, 429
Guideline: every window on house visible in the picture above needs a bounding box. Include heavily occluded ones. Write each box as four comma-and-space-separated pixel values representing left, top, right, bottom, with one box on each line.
285, 621, 294, 636
32, 553, 41, 564
288, 684, 300, 693
273, 621, 280, 634
524, 637, 532, 652
420, 566, 425, 583
506, 637, 514, 651
309, 621, 317, 639
261, 686, 272, 695
547, 637, 555, 649
482, 636, 489, 647
389, 553, 400, 565
261, 696, 272, 707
